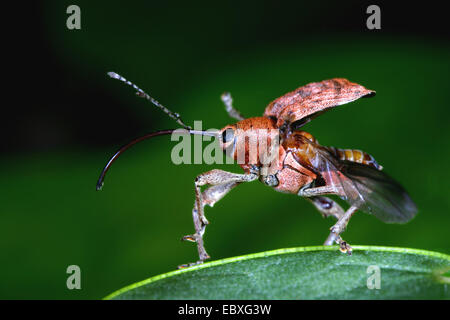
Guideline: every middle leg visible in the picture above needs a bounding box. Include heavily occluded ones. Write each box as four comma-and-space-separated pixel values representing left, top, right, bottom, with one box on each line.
306, 196, 345, 220
299, 185, 358, 253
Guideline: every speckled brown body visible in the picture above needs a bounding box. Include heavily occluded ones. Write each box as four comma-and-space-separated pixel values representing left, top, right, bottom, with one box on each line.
222, 118, 380, 195
218, 78, 382, 196
190, 77, 415, 266
100, 73, 418, 267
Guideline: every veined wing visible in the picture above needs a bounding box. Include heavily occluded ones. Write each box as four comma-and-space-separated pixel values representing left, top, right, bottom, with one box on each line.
311, 144, 417, 223
339, 161, 417, 223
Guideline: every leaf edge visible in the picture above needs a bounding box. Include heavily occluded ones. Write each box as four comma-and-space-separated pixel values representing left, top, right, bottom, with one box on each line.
103, 245, 450, 300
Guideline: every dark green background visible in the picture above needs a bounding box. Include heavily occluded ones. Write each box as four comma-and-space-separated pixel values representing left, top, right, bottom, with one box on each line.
1, 1, 449, 299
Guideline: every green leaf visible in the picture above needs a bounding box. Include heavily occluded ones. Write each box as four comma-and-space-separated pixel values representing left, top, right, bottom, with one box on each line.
105, 246, 450, 300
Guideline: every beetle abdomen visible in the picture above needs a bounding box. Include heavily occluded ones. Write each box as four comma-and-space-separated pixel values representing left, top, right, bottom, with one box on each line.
327, 147, 383, 170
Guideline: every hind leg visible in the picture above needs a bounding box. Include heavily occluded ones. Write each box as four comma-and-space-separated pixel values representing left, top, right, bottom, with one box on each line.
324, 205, 359, 254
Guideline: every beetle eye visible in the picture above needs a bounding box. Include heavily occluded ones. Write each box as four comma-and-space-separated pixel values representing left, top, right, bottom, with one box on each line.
222, 128, 235, 143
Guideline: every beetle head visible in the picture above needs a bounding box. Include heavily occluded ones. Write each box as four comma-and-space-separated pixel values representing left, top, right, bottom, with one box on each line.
219, 124, 237, 158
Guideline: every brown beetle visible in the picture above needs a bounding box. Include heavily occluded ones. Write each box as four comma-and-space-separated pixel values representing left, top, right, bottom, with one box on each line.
97, 73, 417, 268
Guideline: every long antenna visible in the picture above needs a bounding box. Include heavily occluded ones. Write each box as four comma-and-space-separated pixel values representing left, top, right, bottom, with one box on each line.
96, 129, 218, 191
107, 72, 192, 130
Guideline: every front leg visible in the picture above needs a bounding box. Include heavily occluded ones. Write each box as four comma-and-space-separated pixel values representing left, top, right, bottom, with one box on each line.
221, 92, 245, 121
179, 169, 258, 268
194, 169, 258, 226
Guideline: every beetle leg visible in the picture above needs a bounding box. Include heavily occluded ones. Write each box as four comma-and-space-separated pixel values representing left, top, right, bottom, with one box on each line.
179, 169, 258, 268
298, 185, 338, 197
180, 182, 241, 268
201, 181, 241, 208
324, 204, 359, 254
221, 92, 245, 121
299, 186, 356, 253
298, 186, 343, 219
306, 196, 345, 220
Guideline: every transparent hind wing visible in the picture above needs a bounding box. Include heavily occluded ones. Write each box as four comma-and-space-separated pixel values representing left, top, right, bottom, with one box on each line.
314, 147, 417, 224
340, 161, 418, 223
309, 144, 363, 202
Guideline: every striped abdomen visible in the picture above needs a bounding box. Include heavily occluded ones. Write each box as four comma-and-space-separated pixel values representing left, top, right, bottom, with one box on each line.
327, 147, 383, 170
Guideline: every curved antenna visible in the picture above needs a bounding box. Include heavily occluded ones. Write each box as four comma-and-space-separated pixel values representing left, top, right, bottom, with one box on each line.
96, 130, 174, 191
96, 129, 219, 191
107, 72, 192, 130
